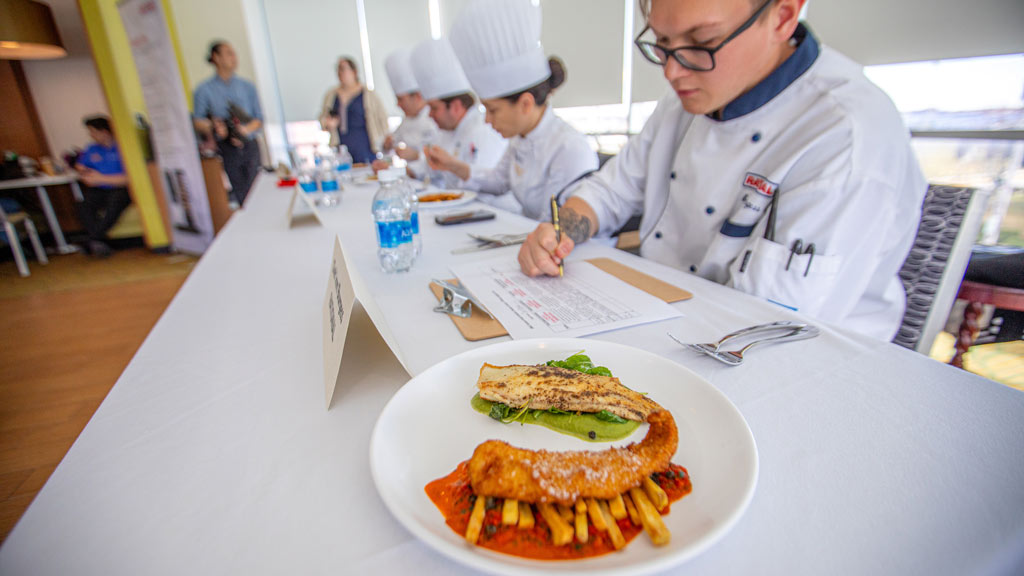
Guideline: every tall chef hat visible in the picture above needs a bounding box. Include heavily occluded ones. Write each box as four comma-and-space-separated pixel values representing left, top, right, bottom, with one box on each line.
449, 0, 548, 100
409, 38, 473, 101
384, 48, 418, 96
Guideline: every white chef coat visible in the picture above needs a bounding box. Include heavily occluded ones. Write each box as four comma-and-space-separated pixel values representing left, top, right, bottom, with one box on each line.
391, 104, 438, 150
409, 106, 507, 191
463, 106, 597, 221
572, 25, 926, 340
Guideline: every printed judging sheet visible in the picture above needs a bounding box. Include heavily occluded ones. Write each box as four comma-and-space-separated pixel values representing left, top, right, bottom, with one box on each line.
450, 257, 683, 339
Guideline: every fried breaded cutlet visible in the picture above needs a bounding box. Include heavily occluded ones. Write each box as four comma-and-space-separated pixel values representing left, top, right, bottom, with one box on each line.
467, 410, 678, 505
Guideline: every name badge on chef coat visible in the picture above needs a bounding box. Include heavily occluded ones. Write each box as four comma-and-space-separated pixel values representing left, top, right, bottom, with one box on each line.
720, 172, 777, 238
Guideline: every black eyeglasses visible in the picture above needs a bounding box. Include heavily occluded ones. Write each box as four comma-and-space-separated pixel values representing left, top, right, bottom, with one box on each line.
635, 0, 775, 72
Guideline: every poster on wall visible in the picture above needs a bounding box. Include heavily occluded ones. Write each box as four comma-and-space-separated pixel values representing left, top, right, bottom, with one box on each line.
119, 0, 214, 254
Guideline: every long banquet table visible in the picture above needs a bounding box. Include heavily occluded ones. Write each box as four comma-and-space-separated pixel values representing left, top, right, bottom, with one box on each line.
1, 175, 1022, 575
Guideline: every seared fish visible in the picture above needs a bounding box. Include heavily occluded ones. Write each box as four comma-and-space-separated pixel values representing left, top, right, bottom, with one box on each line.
477, 363, 661, 422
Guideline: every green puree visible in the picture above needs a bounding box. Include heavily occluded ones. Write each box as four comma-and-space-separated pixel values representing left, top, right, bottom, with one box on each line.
470, 393, 640, 442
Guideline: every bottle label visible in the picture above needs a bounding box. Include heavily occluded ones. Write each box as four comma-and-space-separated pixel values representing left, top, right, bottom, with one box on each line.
337, 163, 352, 172
300, 181, 318, 193
376, 220, 413, 248
321, 180, 339, 192
410, 211, 419, 234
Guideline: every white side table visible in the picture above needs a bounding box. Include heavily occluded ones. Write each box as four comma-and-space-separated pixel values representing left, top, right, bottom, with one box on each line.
0, 174, 85, 254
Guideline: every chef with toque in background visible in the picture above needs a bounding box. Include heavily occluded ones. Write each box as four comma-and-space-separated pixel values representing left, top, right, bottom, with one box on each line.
407, 37, 511, 209
423, 0, 598, 221
378, 48, 438, 166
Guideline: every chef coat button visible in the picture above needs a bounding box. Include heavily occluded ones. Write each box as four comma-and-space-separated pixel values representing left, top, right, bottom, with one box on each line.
705, 206, 715, 215
689, 265, 698, 273
751, 132, 762, 142
669, 171, 676, 180
654, 231, 663, 239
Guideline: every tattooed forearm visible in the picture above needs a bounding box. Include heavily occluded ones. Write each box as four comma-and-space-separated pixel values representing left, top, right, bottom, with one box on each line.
560, 207, 593, 244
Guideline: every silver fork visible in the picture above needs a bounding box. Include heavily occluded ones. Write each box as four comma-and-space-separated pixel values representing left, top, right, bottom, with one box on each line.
668, 320, 807, 355
693, 326, 821, 366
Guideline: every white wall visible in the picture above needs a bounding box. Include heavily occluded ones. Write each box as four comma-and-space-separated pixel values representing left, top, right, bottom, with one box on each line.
541, 0, 625, 107
364, 0, 432, 116
23, 57, 111, 158
22, 0, 109, 159
263, 0, 363, 123
808, 0, 1024, 66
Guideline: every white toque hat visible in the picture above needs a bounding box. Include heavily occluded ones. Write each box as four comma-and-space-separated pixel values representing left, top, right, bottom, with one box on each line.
409, 38, 473, 101
449, 0, 549, 100
384, 48, 418, 96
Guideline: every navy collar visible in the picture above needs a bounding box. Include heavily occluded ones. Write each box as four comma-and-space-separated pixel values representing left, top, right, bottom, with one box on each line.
711, 23, 819, 122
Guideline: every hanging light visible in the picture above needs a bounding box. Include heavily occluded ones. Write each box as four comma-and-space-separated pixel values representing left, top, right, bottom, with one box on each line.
0, 0, 67, 60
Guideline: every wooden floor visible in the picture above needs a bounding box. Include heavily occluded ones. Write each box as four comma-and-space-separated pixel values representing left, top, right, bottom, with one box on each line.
0, 247, 193, 544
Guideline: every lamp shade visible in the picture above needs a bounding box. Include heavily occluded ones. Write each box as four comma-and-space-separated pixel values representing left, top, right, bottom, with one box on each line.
0, 0, 66, 60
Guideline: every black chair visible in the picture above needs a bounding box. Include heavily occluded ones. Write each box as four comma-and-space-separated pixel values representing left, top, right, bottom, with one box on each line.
893, 184, 988, 353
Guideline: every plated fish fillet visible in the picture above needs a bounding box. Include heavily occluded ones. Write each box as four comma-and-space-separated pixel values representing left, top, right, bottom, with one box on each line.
467, 410, 678, 505
477, 363, 661, 422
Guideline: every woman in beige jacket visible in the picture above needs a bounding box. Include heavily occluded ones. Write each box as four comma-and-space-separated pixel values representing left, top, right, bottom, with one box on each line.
319, 57, 389, 164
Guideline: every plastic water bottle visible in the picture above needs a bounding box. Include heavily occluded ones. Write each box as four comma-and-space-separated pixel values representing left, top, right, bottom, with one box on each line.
298, 161, 318, 198
320, 151, 341, 207
336, 145, 353, 183
372, 169, 414, 273
390, 168, 421, 257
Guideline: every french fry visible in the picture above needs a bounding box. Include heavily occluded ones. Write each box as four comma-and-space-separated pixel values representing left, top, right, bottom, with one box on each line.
586, 497, 608, 531
608, 493, 627, 520
629, 487, 670, 546
598, 499, 626, 550
517, 501, 535, 530
465, 496, 487, 544
557, 503, 574, 523
643, 476, 669, 512
538, 503, 573, 546
622, 492, 640, 525
574, 500, 589, 543
502, 498, 519, 525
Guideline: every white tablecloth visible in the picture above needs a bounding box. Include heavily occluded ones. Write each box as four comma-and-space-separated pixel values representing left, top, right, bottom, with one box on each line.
2, 177, 1022, 575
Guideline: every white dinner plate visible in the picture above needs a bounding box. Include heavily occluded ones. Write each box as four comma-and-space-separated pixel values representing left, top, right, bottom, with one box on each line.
369, 338, 759, 576
415, 189, 477, 209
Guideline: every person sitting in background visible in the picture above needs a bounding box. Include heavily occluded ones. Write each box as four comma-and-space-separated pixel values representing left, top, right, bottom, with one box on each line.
193, 40, 263, 205
376, 48, 438, 167
319, 57, 389, 165
74, 115, 130, 258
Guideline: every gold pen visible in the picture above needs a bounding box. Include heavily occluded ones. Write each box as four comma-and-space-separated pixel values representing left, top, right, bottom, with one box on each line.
550, 195, 563, 277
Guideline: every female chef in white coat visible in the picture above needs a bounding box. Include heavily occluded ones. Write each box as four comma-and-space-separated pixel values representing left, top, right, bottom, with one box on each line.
518, 0, 927, 341
423, 0, 598, 221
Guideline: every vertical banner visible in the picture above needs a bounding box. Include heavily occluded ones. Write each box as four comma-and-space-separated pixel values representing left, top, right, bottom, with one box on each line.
119, 0, 214, 254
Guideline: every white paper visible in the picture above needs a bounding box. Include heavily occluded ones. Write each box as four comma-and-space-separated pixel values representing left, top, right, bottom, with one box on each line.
288, 186, 324, 228
323, 235, 356, 407
450, 256, 683, 339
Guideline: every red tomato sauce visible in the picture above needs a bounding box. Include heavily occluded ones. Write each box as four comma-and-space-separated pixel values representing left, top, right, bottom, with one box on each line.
425, 461, 692, 560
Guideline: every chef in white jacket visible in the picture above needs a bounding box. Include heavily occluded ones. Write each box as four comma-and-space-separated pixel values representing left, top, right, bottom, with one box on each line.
379, 48, 438, 163
519, 0, 927, 341
425, 0, 598, 221
408, 38, 507, 192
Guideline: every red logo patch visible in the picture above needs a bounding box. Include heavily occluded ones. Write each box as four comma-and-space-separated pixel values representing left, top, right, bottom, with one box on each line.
742, 173, 778, 197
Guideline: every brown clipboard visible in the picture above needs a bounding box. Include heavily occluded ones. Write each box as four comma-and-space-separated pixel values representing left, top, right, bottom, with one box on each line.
428, 257, 692, 341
